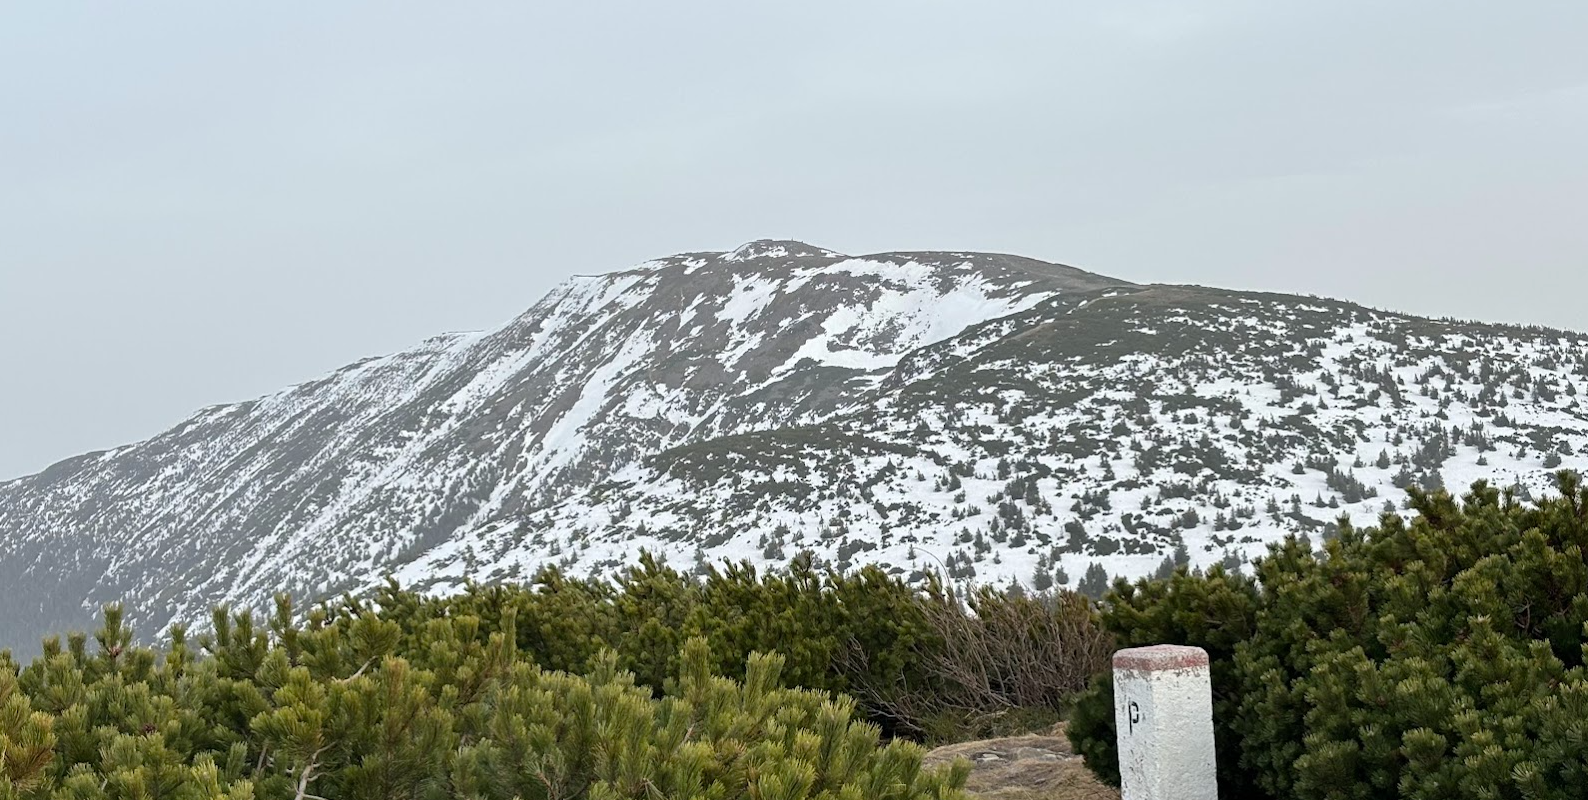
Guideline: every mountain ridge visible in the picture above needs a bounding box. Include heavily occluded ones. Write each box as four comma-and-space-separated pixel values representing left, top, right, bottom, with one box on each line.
3, 241, 1586, 650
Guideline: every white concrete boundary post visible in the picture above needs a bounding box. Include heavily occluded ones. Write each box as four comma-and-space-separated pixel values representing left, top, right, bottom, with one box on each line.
1113, 644, 1218, 800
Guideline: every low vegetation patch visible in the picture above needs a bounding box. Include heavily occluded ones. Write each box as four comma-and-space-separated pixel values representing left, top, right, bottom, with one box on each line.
358, 554, 1112, 742
1068, 472, 1588, 800
0, 610, 969, 800
0, 555, 1112, 799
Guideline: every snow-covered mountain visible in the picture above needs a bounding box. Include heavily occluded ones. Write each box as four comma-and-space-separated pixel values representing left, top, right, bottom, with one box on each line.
4, 240, 1587, 647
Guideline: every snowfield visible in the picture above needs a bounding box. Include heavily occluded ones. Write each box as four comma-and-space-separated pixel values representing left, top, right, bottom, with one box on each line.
2, 240, 1585, 644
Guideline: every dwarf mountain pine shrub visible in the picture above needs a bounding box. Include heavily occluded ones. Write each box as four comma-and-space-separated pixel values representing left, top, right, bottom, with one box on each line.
354, 553, 1108, 741
0, 598, 970, 800
1069, 472, 1588, 800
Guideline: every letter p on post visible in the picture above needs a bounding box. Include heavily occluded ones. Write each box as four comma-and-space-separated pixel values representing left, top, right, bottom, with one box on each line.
1113, 645, 1217, 800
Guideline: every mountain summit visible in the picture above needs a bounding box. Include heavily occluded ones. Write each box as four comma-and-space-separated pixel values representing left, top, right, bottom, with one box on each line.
3, 243, 1586, 647
719, 239, 845, 263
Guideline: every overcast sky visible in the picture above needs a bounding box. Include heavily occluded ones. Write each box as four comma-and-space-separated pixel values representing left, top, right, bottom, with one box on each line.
3, 2, 1586, 480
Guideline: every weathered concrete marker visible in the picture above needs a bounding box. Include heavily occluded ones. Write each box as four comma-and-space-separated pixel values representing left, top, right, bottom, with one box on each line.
1113, 644, 1217, 800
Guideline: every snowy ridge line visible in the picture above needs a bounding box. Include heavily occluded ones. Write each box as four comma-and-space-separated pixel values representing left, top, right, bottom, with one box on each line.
3, 244, 1586, 645
0, 240, 1127, 645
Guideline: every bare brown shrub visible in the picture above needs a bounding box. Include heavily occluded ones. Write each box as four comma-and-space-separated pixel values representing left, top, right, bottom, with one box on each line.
843, 584, 1114, 741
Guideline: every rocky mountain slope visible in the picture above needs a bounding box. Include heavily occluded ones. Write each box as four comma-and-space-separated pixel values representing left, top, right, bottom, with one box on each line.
4, 240, 1587, 647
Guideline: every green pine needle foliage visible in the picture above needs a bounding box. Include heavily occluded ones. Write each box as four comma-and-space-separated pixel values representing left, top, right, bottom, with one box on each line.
348, 553, 944, 732
1068, 471, 1588, 800
0, 599, 969, 800
351, 552, 1107, 741
1, 552, 1114, 799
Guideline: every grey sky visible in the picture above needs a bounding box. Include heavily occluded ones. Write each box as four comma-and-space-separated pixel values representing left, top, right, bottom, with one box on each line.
4, 1, 1587, 481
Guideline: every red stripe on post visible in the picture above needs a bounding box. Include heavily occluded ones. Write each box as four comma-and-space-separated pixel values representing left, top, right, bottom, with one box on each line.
1112, 644, 1209, 672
